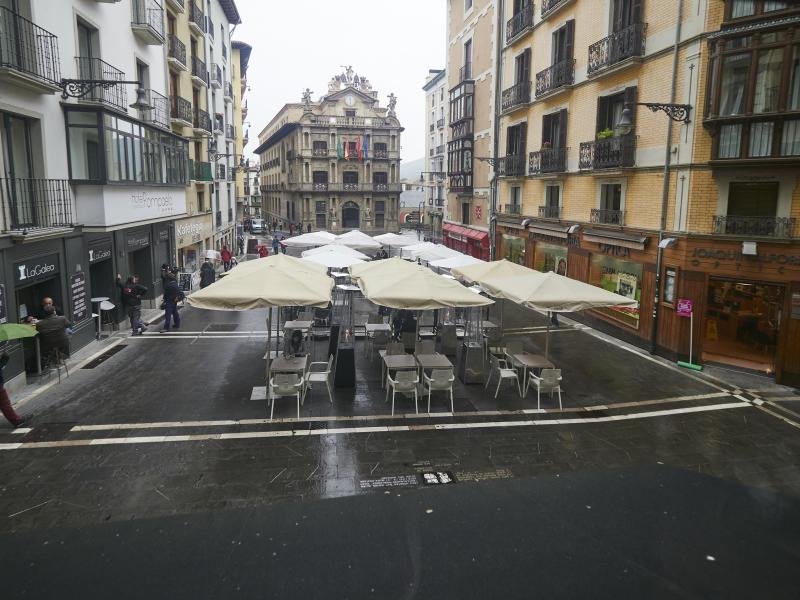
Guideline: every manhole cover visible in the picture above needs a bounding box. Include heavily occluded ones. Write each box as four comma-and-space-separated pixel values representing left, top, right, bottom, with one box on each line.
82, 345, 127, 369
206, 323, 239, 332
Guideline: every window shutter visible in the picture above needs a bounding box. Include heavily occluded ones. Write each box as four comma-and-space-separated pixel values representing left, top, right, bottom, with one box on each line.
522, 48, 531, 83
631, 0, 643, 25
542, 113, 551, 145
624, 86, 638, 128
564, 20, 575, 62
558, 109, 568, 149
519, 122, 527, 155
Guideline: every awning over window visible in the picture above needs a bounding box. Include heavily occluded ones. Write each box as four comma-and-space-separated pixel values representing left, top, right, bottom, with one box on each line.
528, 220, 571, 239
583, 229, 649, 251
443, 223, 489, 243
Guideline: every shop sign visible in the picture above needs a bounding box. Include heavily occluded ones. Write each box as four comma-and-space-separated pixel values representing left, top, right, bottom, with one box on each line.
676, 298, 693, 317
88, 239, 113, 264
176, 215, 213, 249
158, 229, 170, 242
126, 231, 150, 251
0, 284, 6, 324
70, 272, 88, 323
599, 244, 631, 258
77, 187, 187, 228
14, 254, 59, 286
691, 248, 800, 268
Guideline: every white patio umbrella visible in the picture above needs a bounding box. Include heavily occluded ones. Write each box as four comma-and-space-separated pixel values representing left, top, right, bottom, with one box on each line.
372, 232, 417, 247
301, 253, 366, 269
282, 230, 337, 247
410, 245, 463, 263
336, 230, 382, 249
429, 255, 486, 270
302, 244, 370, 260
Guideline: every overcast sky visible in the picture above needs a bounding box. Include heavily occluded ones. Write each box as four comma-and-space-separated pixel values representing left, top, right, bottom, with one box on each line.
232, 0, 446, 163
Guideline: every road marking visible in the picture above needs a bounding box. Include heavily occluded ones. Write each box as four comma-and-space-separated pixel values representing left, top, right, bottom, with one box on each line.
0, 401, 750, 451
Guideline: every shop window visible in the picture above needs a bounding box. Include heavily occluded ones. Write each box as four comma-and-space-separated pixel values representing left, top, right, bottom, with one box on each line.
315, 200, 326, 229
534, 242, 567, 275
590, 255, 642, 328
503, 234, 525, 265
663, 267, 677, 305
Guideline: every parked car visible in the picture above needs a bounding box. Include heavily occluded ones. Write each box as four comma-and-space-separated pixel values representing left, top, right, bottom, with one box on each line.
251, 218, 265, 233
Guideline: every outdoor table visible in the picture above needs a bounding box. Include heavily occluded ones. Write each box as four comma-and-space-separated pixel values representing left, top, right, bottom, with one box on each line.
418, 327, 437, 339
506, 352, 554, 392
90, 296, 109, 340
382, 353, 418, 392
415, 353, 453, 391
270, 355, 308, 375
335, 284, 360, 291
330, 271, 349, 278
284, 320, 313, 332
364, 323, 391, 333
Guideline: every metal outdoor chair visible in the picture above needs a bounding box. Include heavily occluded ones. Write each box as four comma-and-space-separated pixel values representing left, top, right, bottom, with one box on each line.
379, 341, 405, 383
423, 368, 455, 413
485, 353, 521, 399
269, 373, 304, 420
387, 370, 419, 415
368, 329, 390, 361
304, 354, 334, 404
525, 368, 563, 410
41, 348, 70, 384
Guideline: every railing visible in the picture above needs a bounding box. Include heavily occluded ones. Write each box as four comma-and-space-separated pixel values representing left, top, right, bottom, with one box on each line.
590, 208, 625, 225
167, 34, 186, 66
193, 107, 211, 132
712, 215, 796, 238
191, 55, 208, 85
449, 173, 473, 193
225, 82, 233, 98
76, 56, 127, 111
497, 155, 525, 177
437, 118, 445, 128
538, 205, 561, 219
312, 182, 328, 191
535, 59, 574, 96
215, 210, 221, 228
460, 62, 472, 82
207, 16, 214, 38
189, 159, 213, 181
541, 0, 567, 16
188, 3, 204, 32
213, 115, 223, 133
141, 89, 169, 129
501, 80, 531, 111
217, 164, 226, 180
312, 147, 328, 156
226, 124, 234, 139
372, 183, 389, 192
436, 145, 445, 155
166, 0, 185, 10
131, 0, 165, 40
529, 147, 568, 174
502, 204, 522, 215
429, 148, 435, 157
310, 115, 386, 127
373, 149, 388, 159
506, 2, 534, 43
170, 95, 192, 123
430, 123, 435, 132
587, 23, 645, 75
211, 63, 222, 87
0, 6, 61, 87
1, 178, 73, 231
579, 134, 635, 170
343, 182, 360, 191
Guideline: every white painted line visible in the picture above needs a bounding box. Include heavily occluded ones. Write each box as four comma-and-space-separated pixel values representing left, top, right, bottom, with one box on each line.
757, 406, 800, 431
11, 428, 32, 435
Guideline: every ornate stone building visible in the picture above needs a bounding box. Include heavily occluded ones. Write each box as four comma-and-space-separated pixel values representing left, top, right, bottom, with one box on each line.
255, 68, 403, 232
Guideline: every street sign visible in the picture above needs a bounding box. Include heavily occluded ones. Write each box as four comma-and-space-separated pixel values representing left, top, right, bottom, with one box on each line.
676, 298, 693, 317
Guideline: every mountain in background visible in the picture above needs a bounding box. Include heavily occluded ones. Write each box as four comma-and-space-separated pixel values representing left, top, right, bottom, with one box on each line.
400, 157, 425, 182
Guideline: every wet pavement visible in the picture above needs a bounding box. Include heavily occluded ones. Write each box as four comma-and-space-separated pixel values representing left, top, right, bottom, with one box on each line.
0, 299, 799, 598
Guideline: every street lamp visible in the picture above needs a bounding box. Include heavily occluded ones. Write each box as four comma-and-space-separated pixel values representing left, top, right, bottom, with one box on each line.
208, 139, 248, 171
614, 101, 692, 355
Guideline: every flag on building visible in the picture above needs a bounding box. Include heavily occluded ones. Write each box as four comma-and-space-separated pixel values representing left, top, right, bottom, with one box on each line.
362, 135, 369, 161
337, 138, 343, 159
356, 136, 362, 160
344, 138, 350, 160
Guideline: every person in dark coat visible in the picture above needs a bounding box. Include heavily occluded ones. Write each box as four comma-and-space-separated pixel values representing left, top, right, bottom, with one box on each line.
221, 245, 232, 271
117, 274, 148, 335
162, 272, 184, 331
0, 350, 24, 428
272, 236, 280, 255
36, 305, 72, 357
307, 223, 311, 233
200, 258, 216, 288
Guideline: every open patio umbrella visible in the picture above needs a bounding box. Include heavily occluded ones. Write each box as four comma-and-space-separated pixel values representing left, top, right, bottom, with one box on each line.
429, 255, 486, 270
409, 245, 462, 263
301, 253, 365, 269
372, 232, 417, 247
0, 323, 38, 341
335, 230, 381, 249
302, 244, 370, 260
282, 230, 337, 248
187, 253, 334, 384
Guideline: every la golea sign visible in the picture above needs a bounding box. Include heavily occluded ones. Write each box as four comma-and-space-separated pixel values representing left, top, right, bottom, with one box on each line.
14, 254, 60, 285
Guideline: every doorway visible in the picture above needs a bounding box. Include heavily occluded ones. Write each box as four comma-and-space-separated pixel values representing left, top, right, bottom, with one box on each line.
127, 248, 152, 293
342, 201, 359, 229
703, 279, 785, 374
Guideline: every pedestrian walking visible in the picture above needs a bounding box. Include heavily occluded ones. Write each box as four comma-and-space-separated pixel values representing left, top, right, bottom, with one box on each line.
116, 274, 148, 335
272, 236, 280, 255
199, 258, 216, 289
237, 235, 244, 255
258, 245, 269, 258
307, 223, 311, 233
0, 350, 24, 428
221, 245, 232, 271
289, 223, 295, 236
272, 219, 277, 233
161, 272, 184, 332
278, 219, 283, 231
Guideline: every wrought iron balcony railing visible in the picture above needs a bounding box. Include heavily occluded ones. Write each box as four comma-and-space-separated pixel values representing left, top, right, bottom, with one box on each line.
497, 155, 525, 177
189, 159, 213, 181
131, 0, 165, 43
538, 205, 561, 219
502, 204, 522, 215
0, 6, 61, 88
211, 63, 222, 87
167, 34, 186, 67
141, 89, 169, 130
501, 80, 531, 111
460, 62, 472, 82
529, 147, 568, 174
590, 208, 625, 226
188, 3, 204, 33
541, 0, 568, 16
712, 215, 796, 238
216, 164, 226, 180
535, 59, 574, 97
226, 124, 234, 139
506, 3, 534, 43
1, 178, 73, 231
191, 56, 208, 85
170, 95, 192, 123
587, 23, 645, 76
579, 133, 636, 170
373, 149, 388, 159
437, 118, 445, 128
75, 56, 127, 111
312, 147, 329, 157
193, 107, 211, 133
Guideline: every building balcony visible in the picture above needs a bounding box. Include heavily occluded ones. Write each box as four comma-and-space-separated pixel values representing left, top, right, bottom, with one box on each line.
587, 23, 645, 77
437, 118, 445, 129
213, 115, 223, 134
501, 204, 522, 215
497, 155, 525, 178
190, 56, 208, 86
312, 147, 329, 157
165, 0, 184, 13
712, 215, 796, 238
170, 95, 192, 126
193, 107, 211, 135
430, 148, 435, 157
0, 6, 61, 93
448, 173, 473, 194
224, 82, 233, 102
210, 63, 222, 88
590, 208, 625, 226
579, 133, 636, 170
241, 100, 248, 117
131, 0, 165, 45
529, 147, 568, 175
188, 3, 205, 34
430, 123, 435, 132
535, 59, 574, 98
372, 183, 401, 193
538, 205, 561, 219
216, 164, 226, 181
75, 56, 128, 112
506, 3, 534, 44
372, 149, 389, 159
436, 145, 445, 156
215, 210, 222, 228
140, 89, 170, 130
1, 178, 74, 232
167, 35, 187, 71
189, 159, 212, 182
309, 115, 387, 128
459, 62, 472, 82
501, 81, 531, 112
541, 0, 572, 18
226, 124, 234, 140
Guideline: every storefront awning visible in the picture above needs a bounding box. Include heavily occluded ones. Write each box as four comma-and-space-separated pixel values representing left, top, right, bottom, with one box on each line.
528, 220, 571, 239
583, 229, 649, 251
443, 223, 489, 243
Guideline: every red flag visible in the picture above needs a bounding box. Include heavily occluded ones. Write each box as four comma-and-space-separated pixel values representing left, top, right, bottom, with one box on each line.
356, 136, 362, 160
344, 138, 350, 160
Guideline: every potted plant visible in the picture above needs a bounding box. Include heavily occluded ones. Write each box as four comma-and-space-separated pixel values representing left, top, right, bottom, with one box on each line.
596, 128, 615, 140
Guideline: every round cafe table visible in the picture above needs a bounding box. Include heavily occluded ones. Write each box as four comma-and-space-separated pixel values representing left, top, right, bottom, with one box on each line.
90, 297, 109, 339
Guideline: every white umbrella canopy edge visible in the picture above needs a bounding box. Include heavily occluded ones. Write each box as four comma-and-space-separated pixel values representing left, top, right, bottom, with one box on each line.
372, 232, 417, 247
282, 230, 338, 247
301, 254, 366, 269
335, 230, 382, 249
301, 244, 370, 260
429, 255, 486, 269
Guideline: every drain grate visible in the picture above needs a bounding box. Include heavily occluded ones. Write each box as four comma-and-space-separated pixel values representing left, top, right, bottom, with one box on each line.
205, 323, 239, 332
82, 344, 127, 369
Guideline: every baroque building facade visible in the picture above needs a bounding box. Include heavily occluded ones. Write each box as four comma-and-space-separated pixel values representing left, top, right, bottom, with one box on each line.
255, 68, 402, 233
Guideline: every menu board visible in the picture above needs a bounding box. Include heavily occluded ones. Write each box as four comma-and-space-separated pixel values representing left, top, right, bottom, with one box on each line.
70, 272, 88, 322
179, 273, 192, 292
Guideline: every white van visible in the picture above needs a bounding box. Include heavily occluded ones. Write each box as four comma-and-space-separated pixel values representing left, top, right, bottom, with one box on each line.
251, 219, 265, 233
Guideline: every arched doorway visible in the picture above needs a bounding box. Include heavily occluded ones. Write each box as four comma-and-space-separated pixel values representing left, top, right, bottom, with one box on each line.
342, 201, 360, 229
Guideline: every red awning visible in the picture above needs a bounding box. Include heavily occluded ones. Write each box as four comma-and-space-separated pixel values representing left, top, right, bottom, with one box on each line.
443, 223, 488, 242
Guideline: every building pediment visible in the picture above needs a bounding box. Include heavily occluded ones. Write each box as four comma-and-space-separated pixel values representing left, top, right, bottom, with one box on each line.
323, 87, 378, 106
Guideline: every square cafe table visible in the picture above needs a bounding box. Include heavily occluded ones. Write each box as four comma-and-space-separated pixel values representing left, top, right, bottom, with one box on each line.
270, 355, 309, 377
365, 323, 391, 333
507, 352, 554, 392
382, 353, 418, 394
284, 320, 313, 332
415, 353, 453, 390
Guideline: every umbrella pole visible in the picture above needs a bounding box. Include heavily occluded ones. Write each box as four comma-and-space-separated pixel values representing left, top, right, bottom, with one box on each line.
545, 312, 551, 360
266, 309, 272, 387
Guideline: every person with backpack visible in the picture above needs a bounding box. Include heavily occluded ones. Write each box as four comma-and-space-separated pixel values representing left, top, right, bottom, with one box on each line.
220, 245, 232, 271
116, 274, 148, 335
161, 272, 184, 332
200, 257, 216, 288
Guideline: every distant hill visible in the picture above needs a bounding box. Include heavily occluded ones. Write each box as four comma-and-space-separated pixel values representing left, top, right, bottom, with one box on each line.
400, 157, 425, 182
